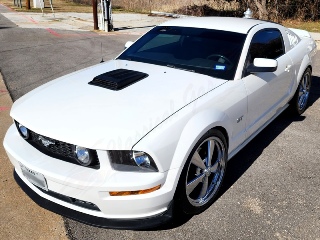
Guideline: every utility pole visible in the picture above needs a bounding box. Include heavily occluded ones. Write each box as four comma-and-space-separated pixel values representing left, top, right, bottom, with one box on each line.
92, 0, 98, 30
26, 0, 30, 9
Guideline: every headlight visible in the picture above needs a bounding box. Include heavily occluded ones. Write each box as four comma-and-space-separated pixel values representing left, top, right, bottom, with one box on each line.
74, 146, 94, 166
108, 150, 158, 172
15, 121, 29, 139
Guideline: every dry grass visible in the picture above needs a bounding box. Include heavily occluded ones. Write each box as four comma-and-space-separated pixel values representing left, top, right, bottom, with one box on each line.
282, 20, 320, 33
112, 0, 239, 13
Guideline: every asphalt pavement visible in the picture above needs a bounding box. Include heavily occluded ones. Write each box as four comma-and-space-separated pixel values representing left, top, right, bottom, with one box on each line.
1, 4, 320, 240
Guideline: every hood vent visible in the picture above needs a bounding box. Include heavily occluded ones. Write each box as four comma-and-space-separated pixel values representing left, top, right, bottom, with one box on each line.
89, 69, 148, 90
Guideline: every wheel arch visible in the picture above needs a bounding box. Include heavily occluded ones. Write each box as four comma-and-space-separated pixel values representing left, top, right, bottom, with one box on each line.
296, 55, 313, 84
171, 113, 230, 214
214, 126, 229, 149
169, 109, 231, 172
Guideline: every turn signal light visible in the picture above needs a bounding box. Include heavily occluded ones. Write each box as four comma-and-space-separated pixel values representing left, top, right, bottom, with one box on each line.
109, 185, 161, 196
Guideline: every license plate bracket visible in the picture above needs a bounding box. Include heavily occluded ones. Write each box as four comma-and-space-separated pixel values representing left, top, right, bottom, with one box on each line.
19, 162, 48, 191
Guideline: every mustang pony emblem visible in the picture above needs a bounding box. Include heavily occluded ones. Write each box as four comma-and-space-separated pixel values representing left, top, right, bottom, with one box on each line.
38, 136, 55, 147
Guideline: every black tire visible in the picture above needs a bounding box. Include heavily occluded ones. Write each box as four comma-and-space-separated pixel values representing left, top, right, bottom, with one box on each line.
289, 68, 312, 115
174, 129, 227, 215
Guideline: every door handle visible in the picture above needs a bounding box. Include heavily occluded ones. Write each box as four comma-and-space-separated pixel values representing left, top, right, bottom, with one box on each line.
285, 65, 292, 72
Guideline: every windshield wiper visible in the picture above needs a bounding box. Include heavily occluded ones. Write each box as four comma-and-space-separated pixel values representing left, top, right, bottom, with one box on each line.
166, 65, 195, 73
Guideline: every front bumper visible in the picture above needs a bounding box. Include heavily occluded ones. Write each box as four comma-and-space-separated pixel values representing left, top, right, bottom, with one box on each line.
14, 170, 173, 229
4, 124, 179, 228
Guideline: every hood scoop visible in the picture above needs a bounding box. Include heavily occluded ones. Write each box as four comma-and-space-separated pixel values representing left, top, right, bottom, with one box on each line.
89, 69, 148, 90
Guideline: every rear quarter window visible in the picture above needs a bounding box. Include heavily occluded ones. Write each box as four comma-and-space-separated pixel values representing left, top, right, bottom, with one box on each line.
286, 29, 300, 49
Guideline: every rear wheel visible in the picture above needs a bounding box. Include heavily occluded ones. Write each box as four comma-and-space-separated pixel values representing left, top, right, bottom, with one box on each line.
174, 129, 227, 215
290, 68, 312, 115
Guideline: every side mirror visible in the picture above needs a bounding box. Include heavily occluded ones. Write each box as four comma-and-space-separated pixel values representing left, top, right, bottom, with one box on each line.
247, 58, 278, 73
124, 41, 134, 49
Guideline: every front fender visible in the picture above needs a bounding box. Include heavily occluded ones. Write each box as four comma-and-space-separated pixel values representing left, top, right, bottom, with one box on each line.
168, 109, 230, 170
133, 106, 232, 199
133, 104, 232, 173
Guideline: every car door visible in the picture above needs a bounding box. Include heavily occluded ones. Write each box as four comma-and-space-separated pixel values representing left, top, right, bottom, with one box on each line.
242, 29, 293, 137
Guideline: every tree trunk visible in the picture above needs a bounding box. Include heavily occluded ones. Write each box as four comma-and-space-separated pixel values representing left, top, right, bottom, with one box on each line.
254, 0, 268, 20
26, 0, 30, 9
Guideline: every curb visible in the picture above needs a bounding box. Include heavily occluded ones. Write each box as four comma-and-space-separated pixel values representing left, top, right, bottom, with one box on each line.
0, 73, 68, 240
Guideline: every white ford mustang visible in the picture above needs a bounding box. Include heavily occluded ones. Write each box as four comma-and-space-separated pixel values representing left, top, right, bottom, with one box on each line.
3, 17, 317, 229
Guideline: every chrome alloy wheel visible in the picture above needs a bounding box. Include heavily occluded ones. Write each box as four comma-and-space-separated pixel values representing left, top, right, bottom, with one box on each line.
297, 70, 311, 111
186, 136, 226, 207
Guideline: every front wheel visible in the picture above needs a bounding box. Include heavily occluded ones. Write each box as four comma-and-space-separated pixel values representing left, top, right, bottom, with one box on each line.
290, 68, 312, 115
174, 129, 227, 215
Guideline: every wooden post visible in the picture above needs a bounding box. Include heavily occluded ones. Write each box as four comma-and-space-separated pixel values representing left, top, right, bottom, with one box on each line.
26, 0, 30, 9
92, 0, 98, 30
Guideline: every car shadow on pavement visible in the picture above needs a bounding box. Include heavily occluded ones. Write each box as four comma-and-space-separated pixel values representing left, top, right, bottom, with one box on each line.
145, 75, 320, 231
309, 75, 320, 106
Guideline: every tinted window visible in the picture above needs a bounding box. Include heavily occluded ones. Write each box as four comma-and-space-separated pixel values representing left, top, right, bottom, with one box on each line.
118, 26, 246, 80
248, 29, 284, 64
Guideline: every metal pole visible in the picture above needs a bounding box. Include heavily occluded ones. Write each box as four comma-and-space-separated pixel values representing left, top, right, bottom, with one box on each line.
38, 0, 44, 16
106, 0, 111, 32
92, 0, 99, 30
49, 0, 55, 17
106, 0, 112, 32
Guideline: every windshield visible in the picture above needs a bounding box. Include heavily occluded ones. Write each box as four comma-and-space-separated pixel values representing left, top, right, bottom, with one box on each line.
118, 26, 246, 80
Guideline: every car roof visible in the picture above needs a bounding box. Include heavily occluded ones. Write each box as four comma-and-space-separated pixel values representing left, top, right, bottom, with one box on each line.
158, 17, 277, 34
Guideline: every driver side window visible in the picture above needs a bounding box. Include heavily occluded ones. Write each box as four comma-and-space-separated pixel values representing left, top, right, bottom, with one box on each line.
248, 29, 285, 65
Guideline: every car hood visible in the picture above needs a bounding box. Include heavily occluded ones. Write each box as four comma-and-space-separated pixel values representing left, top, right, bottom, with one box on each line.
11, 60, 227, 150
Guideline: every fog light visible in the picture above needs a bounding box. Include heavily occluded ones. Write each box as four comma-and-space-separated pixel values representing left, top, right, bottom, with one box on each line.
109, 185, 161, 196
18, 123, 29, 139
75, 146, 91, 166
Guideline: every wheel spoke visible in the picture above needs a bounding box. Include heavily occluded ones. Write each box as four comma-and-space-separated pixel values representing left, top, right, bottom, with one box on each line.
210, 143, 223, 172
185, 134, 227, 208
298, 94, 305, 109
191, 151, 206, 169
303, 77, 308, 90
186, 173, 205, 195
207, 140, 215, 167
210, 161, 219, 173
199, 176, 208, 198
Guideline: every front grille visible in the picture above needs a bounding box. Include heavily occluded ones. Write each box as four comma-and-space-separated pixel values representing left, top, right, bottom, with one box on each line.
30, 131, 75, 158
22, 127, 99, 169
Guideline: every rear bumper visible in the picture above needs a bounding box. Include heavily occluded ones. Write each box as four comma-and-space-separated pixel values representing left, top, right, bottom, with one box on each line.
14, 170, 173, 230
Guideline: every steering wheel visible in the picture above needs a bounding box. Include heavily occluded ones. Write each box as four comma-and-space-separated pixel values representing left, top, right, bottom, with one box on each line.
206, 54, 233, 68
